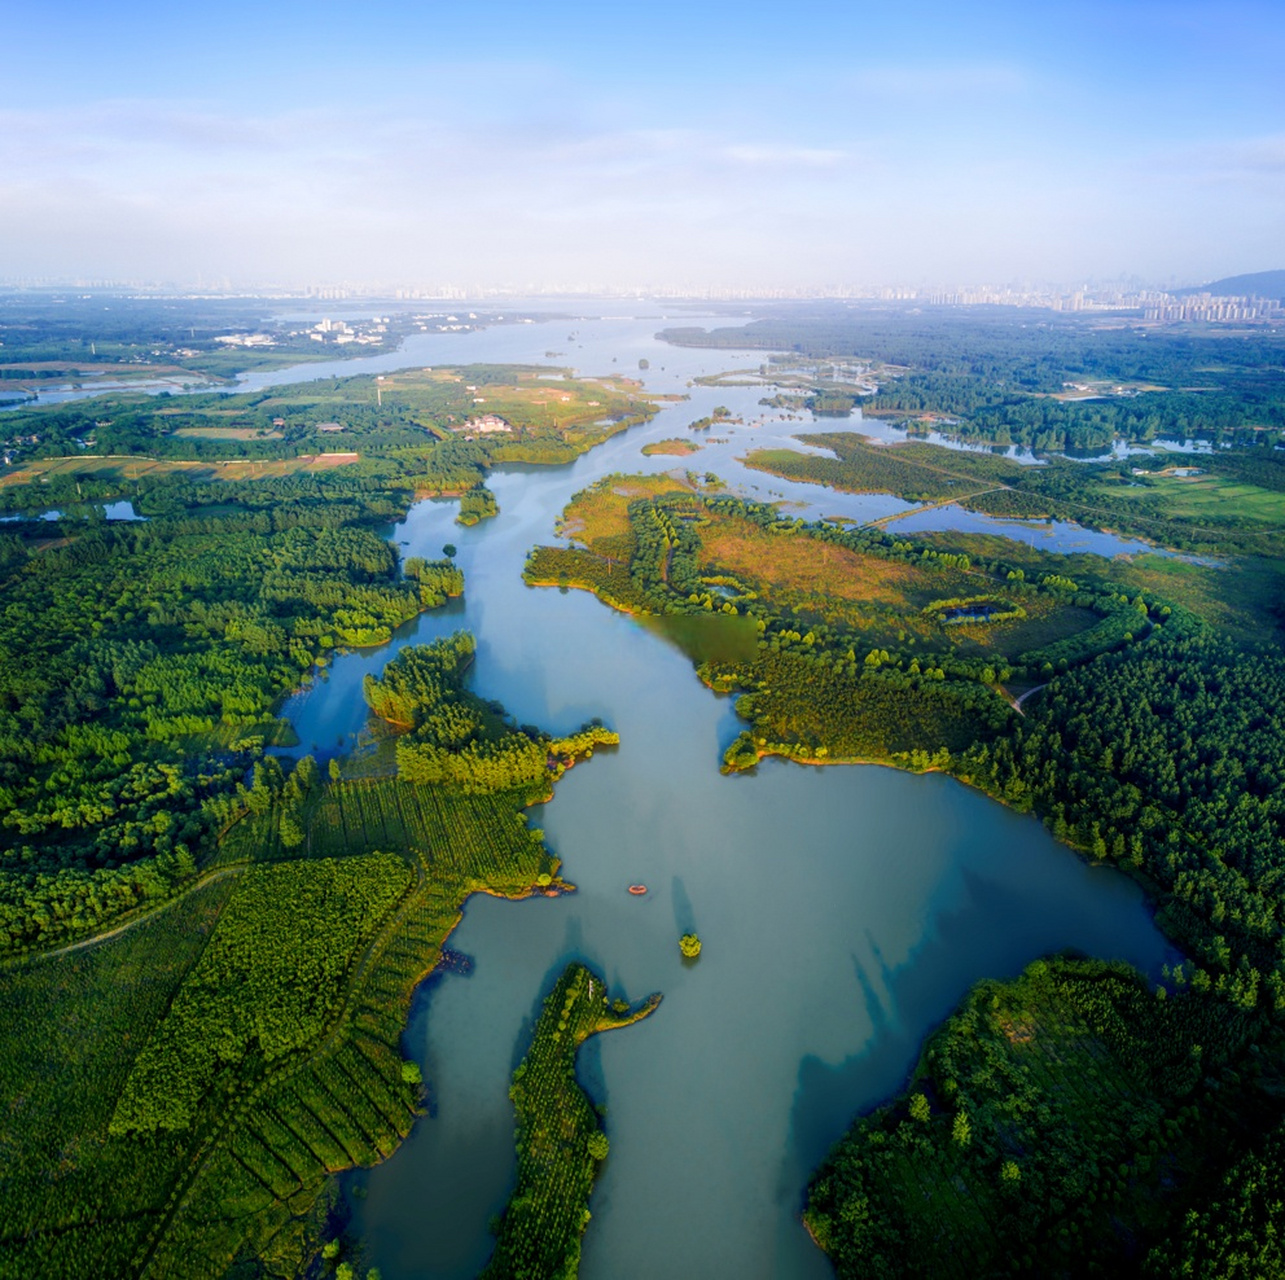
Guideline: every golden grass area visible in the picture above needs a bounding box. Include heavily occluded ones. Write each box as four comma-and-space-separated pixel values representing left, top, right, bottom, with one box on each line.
642, 438, 702, 457
697, 515, 918, 608
695, 512, 1102, 658
557, 474, 692, 550
0, 453, 359, 488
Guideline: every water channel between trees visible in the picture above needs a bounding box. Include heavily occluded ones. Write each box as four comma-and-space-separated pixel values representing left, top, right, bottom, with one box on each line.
258, 313, 1177, 1278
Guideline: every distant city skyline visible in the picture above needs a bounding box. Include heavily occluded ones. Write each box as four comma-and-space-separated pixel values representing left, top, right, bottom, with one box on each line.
4, 0, 1283, 289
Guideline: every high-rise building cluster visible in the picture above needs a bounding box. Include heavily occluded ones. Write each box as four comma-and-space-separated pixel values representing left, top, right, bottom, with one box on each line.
1142, 293, 1283, 323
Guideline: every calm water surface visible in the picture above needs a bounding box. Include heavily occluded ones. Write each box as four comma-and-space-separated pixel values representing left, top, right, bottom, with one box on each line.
266, 324, 1177, 1278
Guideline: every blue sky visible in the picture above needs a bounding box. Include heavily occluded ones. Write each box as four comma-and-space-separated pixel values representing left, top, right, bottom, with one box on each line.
3, 0, 1283, 289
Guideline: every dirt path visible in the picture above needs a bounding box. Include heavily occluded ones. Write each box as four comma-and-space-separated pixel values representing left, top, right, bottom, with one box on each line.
1012, 684, 1049, 716
12, 866, 245, 967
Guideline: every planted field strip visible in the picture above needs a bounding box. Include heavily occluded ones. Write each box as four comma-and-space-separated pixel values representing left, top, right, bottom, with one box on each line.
484, 963, 660, 1279
129, 783, 552, 1276
311, 778, 548, 880
0, 877, 233, 1279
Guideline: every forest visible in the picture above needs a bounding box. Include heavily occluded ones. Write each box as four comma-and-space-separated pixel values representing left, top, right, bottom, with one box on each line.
363, 633, 619, 797
0, 356, 644, 1276
0, 641, 595, 1279
0, 359, 654, 958
0, 494, 438, 955
805, 956, 1283, 1277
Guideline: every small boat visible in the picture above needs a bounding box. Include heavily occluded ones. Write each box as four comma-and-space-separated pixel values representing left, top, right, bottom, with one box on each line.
627, 884, 648, 896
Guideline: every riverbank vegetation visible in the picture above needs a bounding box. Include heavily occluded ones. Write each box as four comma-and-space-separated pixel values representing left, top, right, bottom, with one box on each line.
525, 475, 1154, 767
483, 963, 660, 1280
363, 632, 618, 795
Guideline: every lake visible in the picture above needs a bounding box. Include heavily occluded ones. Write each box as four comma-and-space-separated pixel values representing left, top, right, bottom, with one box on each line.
263, 317, 1178, 1277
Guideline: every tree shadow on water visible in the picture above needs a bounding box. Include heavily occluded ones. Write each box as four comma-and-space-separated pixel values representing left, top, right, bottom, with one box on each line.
781, 862, 1174, 1210
671, 874, 696, 936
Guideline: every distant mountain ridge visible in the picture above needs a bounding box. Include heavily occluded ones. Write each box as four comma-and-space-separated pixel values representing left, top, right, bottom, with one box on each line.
1174, 269, 1285, 301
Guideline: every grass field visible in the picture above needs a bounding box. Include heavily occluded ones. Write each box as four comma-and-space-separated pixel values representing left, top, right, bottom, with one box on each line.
172, 426, 284, 441
743, 439, 1008, 505
697, 514, 924, 609
692, 509, 1101, 661
1101, 471, 1285, 524
534, 479, 1116, 664
555, 472, 693, 552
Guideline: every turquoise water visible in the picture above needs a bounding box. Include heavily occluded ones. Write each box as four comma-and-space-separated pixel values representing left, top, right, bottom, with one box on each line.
273, 469, 1174, 1278
253, 314, 1180, 1277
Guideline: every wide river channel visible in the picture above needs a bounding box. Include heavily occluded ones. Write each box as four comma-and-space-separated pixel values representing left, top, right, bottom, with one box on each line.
264, 309, 1177, 1278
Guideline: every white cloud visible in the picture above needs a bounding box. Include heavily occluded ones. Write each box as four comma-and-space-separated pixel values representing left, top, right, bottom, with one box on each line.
0, 83, 1280, 289
722, 145, 847, 168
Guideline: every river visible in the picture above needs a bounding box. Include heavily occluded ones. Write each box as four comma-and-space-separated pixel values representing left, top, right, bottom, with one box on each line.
255, 312, 1178, 1278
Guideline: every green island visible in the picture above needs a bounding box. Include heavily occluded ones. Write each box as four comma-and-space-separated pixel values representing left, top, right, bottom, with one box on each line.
458, 483, 501, 525
484, 963, 660, 1280
525, 458, 1285, 1271
640, 437, 702, 456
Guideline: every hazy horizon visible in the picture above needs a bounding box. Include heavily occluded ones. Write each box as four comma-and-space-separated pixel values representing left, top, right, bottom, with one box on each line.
4, 0, 1283, 291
